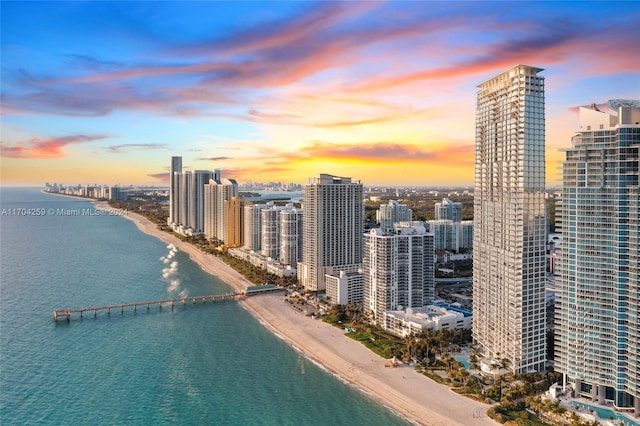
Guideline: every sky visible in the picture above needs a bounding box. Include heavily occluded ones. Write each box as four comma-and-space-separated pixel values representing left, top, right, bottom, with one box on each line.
1, 1, 639, 187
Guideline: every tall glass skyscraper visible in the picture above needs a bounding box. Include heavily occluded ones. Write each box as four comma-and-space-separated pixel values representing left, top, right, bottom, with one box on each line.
556, 100, 639, 415
473, 65, 547, 373
169, 156, 182, 226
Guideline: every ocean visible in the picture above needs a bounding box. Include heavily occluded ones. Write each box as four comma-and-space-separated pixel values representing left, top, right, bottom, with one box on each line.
0, 187, 409, 425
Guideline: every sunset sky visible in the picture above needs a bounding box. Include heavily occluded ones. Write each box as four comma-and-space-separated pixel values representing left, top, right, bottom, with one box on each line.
1, 1, 639, 187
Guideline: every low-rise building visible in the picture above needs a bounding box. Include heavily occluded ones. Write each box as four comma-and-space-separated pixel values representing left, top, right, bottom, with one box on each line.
325, 271, 364, 305
383, 305, 472, 337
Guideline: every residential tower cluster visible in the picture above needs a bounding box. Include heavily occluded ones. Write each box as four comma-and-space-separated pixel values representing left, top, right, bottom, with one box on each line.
161, 65, 638, 417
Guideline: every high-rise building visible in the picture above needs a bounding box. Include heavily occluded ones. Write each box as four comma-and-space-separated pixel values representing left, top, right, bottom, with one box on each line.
457, 220, 474, 251
427, 220, 458, 251
555, 100, 639, 415
298, 174, 363, 292
204, 178, 238, 242
261, 204, 294, 259
243, 202, 273, 252
168, 156, 220, 235
363, 224, 434, 326
435, 198, 462, 222
225, 197, 245, 248
279, 207, 303, 267
169, 156, 182, 226
377, 200, 412, 232
189, 171, 215, 234
473, 65, 547, 373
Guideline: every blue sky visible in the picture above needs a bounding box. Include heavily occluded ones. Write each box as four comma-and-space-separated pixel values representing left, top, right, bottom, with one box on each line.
2, 1, 639, 186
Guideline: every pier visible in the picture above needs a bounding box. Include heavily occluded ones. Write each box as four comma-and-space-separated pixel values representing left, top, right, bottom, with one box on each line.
53, 292, 244, 321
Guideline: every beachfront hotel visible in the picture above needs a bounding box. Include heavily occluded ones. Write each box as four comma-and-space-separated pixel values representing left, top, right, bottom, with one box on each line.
297, 174, 363, 292
473, 65, 547, 373
555, 100, 639, 415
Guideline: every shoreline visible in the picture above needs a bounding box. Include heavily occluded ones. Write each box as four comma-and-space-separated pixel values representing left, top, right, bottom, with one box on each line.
90, 200, 495, 426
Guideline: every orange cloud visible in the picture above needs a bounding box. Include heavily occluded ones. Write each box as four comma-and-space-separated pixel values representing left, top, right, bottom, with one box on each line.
1, 134, 109, 159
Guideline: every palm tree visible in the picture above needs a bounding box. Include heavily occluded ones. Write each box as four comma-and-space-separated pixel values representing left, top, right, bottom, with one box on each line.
489, 362, 499, 385
403, 333, 417, 364
500, 357, 510, 373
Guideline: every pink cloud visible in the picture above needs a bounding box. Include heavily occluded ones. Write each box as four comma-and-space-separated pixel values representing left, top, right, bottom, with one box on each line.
1, 134, 109, 159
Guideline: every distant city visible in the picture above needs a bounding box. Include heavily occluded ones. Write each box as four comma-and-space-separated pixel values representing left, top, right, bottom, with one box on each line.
44, 66, 640, 423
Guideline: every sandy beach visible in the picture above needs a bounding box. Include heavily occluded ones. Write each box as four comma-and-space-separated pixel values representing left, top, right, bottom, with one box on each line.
95, 201, 496, 426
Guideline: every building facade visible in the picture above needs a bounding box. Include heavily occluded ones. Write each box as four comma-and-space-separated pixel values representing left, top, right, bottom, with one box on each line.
427, 220, 458, 251
298, 174, 363, 292
555, 100, 639, 414
473, 65, 547, 373
243, 202, 276, 252
204, 178, 238, 242
435, 198, 462, 222
260, 204, 297, 260
168, 157, 218, 235
169, 156, 182, 225
279, 208, 303, 267
377, 200, 412, 232
325, 271, 364, 306
363, 224, 435, 327
458, 220, 474, 251
224, 197, 245, 248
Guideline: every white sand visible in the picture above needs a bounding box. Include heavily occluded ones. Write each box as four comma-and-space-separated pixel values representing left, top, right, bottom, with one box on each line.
95, 202, 496, 426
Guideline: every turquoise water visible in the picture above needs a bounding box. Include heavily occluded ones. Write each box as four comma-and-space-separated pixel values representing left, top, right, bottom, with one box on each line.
453, 355, 470, 370
0, 188, 409, 425
574, 402, 639, 426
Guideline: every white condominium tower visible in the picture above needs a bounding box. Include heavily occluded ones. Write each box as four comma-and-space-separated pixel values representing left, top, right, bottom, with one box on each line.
168, 155, 217, 235
187, 171, 216, 234
377, 200, 412, 232
427, 220, 459, 251
435, 198, 462, 222
243, 202, 273, 252
556, 100, 639, 415
279, 208, 303, 267
260, 204, 296, 260
363, 224, 434, 326
203, 178, 238, 242
298, 174, 363, 292
473, 65, 547, 373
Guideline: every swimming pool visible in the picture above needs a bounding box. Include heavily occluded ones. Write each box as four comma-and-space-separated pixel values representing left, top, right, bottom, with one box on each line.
453, 355, 471, 369
574, 401, 639, 426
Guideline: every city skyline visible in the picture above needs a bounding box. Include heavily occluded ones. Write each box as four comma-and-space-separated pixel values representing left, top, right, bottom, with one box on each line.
2, 1, 638, 187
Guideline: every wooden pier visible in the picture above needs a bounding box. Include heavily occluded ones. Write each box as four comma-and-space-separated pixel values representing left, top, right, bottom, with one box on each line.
53, 292, 244, 321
